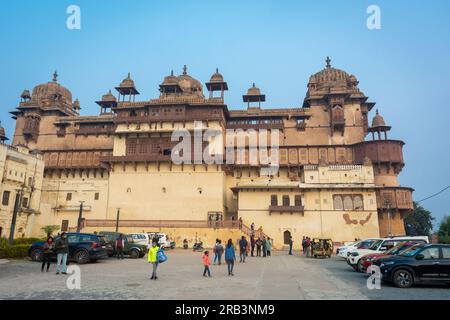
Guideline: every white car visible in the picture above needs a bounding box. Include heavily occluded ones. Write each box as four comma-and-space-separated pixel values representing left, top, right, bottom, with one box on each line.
128, 233, 150, 246
336, 239, 381, 259
147, 232, 172, 249
347, 236, 429, 270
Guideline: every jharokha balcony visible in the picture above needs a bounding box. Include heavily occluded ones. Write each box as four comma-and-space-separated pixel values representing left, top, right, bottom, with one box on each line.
269, 205, 305, 214
376, 187, 414, 211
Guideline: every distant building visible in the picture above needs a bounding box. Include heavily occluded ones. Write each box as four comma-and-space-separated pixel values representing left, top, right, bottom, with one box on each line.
0, 123, 44, 238
8, 59, 414, 247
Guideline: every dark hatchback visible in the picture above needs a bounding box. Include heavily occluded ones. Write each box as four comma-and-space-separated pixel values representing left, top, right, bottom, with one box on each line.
28, 233, 109, 264
373, 244, 450, 288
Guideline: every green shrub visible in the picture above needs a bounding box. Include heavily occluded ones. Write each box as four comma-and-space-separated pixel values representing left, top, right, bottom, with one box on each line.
0, 237, 8, 249
0, 244, 30, 259
12, 237, 42, 245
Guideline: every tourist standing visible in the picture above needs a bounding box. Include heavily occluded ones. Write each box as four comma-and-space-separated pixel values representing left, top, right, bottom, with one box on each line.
266, 237, 272, 257
250, 235, 255, 257
288, 236, 293, 255
41, 236, 54, 272
306, 237, 312, 258
213, 239, 219, 265
203, 251, 212, 277
116, 234, 125, 259
55, 232, 69, 275
238, 217, 243, 230
262, 236, 267, 257
148, 240, 160, 280
251, 222, 255, 232
302, 236, 306, 255
225, 239, 236, 276
256, 237, 262, 257
238, 236, 248, 263
217, 240, 224, 265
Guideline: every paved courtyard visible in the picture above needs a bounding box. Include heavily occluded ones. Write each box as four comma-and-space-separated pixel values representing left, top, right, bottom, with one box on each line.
0, 251, 449, 300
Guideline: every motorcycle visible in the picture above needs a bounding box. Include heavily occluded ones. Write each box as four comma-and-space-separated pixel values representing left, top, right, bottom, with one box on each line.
192, 241, 203, 252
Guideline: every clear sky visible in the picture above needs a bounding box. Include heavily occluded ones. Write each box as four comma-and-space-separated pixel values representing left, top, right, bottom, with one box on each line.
0, 0, 449, 227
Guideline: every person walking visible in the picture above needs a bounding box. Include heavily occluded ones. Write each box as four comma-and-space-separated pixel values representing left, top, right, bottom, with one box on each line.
256, 237, 262, 257
262, 236, 267, 257
238, 236, 248, 263
55, 232, 69, 275
302, 236, 306, 255
216, 240, 224, 265
203, 251, 212, 277
148, 240, 160, 280
116, 234, 125, 259
225, 239, 236, 276
213, 239, 219, 265
288, 235, 293, 255
250, 235, 255, 257
41, 236, 54, 272
238, 217, 243, 230
251, 222, 255, 232
266, 237, 272, 257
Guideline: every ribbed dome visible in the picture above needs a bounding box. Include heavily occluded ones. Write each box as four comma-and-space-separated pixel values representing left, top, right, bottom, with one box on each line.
176, 65, 203, 96
102, 90, 117, 102
372, 110, 386, 127
247, 83, 262, 96
31, 72, 72, 106
210, 68, 224, 82
307, 57, 358, 92
118, 73, 136, 88
161, 70, 179, 86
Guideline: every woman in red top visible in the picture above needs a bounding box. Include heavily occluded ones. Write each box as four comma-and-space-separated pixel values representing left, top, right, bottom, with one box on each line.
202, 251, 211, 277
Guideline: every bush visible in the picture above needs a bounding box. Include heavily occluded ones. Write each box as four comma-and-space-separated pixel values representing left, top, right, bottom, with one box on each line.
0, 244, 30, 259
0, 237, 8, 249
12, 237, 42, 245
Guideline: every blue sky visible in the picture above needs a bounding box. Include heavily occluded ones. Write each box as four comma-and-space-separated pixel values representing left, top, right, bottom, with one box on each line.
0, 0, 449, 226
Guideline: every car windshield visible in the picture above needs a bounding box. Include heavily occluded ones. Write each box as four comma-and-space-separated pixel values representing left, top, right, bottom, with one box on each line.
357, 240, 376, 249
386, 243, 410, 255
126, 235, 134, 243
399, 244, 425, 257
368, 240, 383, 250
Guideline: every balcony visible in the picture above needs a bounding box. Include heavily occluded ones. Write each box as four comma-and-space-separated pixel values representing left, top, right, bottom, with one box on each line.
269, 205, 304, 214
353, 140, 405, 166
376, 187, 414, 211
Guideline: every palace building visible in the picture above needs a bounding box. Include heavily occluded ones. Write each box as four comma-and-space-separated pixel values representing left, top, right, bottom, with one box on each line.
5, 59, 414, 248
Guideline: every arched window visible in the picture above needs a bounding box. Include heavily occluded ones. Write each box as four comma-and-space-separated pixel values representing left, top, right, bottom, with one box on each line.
343, 195, 353, 210
353, 195, 364, 210
283, 230, 291, 245
333, 195, 343, 210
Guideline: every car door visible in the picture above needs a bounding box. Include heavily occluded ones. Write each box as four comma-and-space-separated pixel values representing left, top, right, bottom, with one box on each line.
67, 234, 79, 258
415, 247, 441, 281
440, 247, 450, 280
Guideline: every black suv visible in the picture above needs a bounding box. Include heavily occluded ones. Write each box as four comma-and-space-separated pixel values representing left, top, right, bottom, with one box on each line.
28, 233, 109, 264
373, 244, 450, 288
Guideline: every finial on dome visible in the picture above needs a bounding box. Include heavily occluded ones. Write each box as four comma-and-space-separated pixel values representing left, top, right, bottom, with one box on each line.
216, 68, 219, 73
326, 56, 331, 68
183, 65, 188, 75
53, 70, 58, 82
252, 82, 256, 88
170, 70, 174, 76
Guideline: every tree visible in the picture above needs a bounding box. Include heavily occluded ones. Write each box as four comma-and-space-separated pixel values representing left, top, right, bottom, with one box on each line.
41, 225, 60, 238
438, 216, 450, 244
404, 202, 435, 236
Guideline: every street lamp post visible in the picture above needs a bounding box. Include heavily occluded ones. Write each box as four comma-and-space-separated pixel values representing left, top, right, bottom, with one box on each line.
76, 201, 85, 233
8, 189, 23, 245
115, 208, 120, 232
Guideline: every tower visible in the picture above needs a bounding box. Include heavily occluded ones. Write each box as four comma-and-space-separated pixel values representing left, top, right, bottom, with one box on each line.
115, 73, 139, 102
243, 83, 265, 109
96, 90, 117, 114
205, 68, 228, 99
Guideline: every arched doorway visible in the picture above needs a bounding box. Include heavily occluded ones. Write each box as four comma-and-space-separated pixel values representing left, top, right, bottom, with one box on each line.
283, 230, 291, 245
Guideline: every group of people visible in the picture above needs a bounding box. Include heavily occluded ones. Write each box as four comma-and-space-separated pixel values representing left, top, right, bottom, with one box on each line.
301, 236, 313, 257
204, 238, 239, 277
40, 232, 70, 274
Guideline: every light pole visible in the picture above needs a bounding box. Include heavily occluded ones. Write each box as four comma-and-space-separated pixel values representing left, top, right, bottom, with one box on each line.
8, 189, 23, 245
76, 201, 85, 233
115, 208, 120, 232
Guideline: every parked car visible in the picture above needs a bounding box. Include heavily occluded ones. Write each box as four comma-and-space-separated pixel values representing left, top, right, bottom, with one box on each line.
147, 232, 175, 249
336, 239, 380, 259
128, 233, 150, 246
28, 233, 108, 264
347, 236, 429, 271
373, 244, 450, 288
99, 231, 147, 258
358, 241, 420, 273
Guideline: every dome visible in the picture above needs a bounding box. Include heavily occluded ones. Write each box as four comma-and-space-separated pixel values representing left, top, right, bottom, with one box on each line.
102, 90, 117, 102
161, 70, 179, 86
118, 72, 136, 88
176, 65, 204, 96
31, 71, 73, 106
210, 68, 224, 82
308, 57, 358, 92
247, 83, 262, 96
372, 110, 386, 127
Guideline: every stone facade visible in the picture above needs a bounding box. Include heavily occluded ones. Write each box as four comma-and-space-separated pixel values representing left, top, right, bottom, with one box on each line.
7, 59, 414, 247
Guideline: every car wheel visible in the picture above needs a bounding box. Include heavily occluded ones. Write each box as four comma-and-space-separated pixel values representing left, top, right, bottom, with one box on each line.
30, 249, 43, 262
75, 250, 90, 264
393, 269, 414, 288
357, 260, 366, 273
130, 249, 140, 259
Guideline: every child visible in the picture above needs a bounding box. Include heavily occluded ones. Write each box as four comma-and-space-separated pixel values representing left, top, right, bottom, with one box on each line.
203, 251, 212, 277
